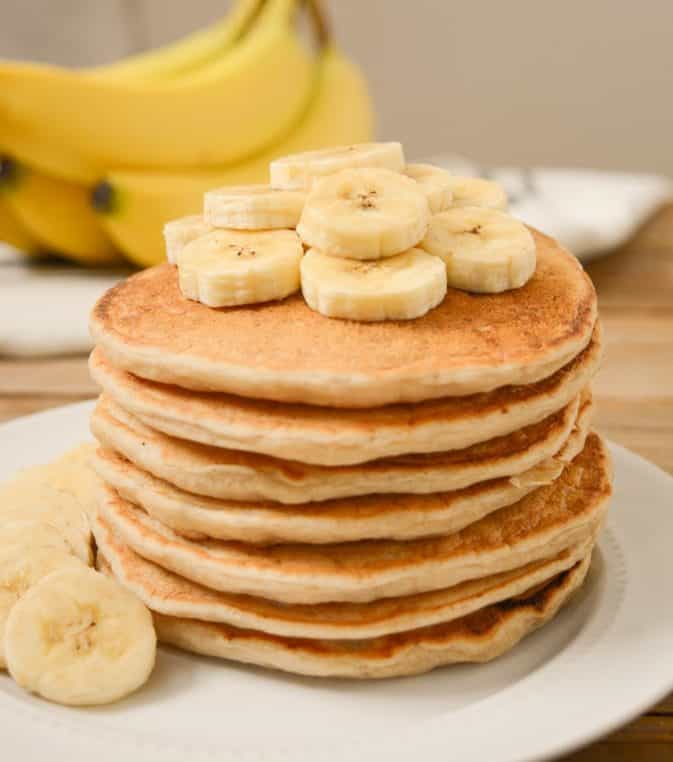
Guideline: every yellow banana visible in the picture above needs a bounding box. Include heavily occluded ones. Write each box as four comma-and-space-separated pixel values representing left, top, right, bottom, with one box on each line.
93, 47, 373, 267
0, 0, 265, 185
0, 195, 39, 254
0, 127, 99, 187
0, 0, 263, 263
93, 0, 263, 82
0, 0, 315, 184
0, 159, 121, 265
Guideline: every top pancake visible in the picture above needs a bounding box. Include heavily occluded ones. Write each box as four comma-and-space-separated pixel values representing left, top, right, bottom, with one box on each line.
90, 230, 597, 408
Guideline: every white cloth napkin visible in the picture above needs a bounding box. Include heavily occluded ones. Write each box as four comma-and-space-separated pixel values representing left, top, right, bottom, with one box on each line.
1, 163, 671, 357
0, 250, 131, 357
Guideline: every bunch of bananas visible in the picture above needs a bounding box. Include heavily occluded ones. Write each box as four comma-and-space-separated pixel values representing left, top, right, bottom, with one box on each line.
0, 0, 373, 267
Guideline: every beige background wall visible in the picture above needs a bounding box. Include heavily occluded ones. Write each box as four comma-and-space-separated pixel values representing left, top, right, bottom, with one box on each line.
2, 0, 672, 175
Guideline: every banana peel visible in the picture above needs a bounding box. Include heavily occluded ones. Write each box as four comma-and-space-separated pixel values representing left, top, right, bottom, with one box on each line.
0, 159, 121, 266
93, 47, 373, 267
94, 0, 263, 82
0, 194, 39, 254
0, 0, 314, 181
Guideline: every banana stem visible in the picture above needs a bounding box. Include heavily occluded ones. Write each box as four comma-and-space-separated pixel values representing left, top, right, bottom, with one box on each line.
303, 0, 330, 48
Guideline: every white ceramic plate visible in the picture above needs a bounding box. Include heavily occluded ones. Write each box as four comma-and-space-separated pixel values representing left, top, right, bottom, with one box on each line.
2, 402, 673, 762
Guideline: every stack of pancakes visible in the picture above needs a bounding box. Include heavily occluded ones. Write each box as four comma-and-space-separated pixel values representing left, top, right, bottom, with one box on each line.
88, 230, 611, 679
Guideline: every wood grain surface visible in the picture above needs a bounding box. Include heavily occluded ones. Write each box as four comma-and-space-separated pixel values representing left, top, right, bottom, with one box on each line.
0, 204, 672, 759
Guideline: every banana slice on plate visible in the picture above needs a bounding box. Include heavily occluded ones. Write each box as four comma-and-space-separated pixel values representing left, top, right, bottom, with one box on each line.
301, 247, 446, 321
420, 206, 536, 293
270, 142, 405, 190
5, 566, 156, 706
204, 184, 306, 230
178, 229, 303, 307
447, 176, 508, 211
0, 519, 73, 556
404, 163, 453, 213
163, 215, 213, 264
0, 468, 93, 565
0, 521, 84, 670
297, 168, 430, 260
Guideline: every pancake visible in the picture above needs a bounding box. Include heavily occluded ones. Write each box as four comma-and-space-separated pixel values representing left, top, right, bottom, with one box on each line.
94, 514, 593, 640
90, 230, 596, 408
90, 397, 591, 545
88, 325, 601, 467
91, 392, 585, 505
96, 433, 611, 603
145, 557, 591, 678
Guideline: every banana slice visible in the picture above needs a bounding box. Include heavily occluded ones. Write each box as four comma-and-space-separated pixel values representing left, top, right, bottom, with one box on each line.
5, 566, 156, 706
163, 214, 213, 265
297, 168, 430, 260
0, 519, 73, 555
178, 229, 303, 307
203, 184, 306, 230
0, 522, 84, 670
420, 206, 536, 293
0, 464, 93, 566
447, 176, 508, 211
301, 247, 446, 321
270, 142, 405, 190
404, 164, 453, 213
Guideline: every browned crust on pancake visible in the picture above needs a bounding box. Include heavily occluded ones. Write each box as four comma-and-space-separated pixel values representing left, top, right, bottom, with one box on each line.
88, 324, 600, 443
93, 445, 536, 531
103, 433, 610, 574
374, 397, 590, 471
151, 558, 588, 661
90, 230, 597, 407
91, 390, 588, 542
96, 434, 611, 603
93, 392, 585, 491
95, 510, 593, 639
94, 445, 532, 520
95, 552, 590, 677
89, 392, 590, 546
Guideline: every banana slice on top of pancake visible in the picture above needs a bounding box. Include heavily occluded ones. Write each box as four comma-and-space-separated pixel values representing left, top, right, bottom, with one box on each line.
163, 215, 213, 265
404, 163, 454, 213
297, 168, 430, 260
177, 229, 303, 308
270, 142, 405, 191
446, 176, 508, 211
204, 184, 306, 230
420, 206, 536, 293
301, 247, 446, 321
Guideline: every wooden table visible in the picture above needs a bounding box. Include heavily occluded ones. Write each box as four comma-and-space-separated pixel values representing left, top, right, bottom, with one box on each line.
1, 205, 673, 760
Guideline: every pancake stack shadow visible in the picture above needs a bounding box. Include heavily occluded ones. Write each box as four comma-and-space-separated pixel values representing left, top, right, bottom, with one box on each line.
87, 231, 612, 679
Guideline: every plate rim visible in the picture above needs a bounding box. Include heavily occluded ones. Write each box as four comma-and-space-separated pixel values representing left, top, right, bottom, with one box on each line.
1, 401, 673, 762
